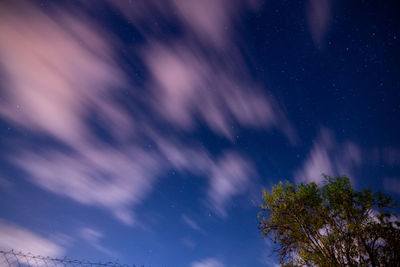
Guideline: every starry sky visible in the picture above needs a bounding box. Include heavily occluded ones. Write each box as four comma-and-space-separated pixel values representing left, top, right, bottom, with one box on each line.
0, 0, 399, 266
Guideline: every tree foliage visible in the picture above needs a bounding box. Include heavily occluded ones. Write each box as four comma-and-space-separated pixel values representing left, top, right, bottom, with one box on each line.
258, 175, 400, 266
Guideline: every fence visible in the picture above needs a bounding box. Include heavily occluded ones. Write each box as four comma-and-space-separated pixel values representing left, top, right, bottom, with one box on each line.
0, 250, 152, 267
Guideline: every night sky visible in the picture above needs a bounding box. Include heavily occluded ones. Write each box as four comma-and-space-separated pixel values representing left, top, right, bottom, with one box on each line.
0, 0, 399, 266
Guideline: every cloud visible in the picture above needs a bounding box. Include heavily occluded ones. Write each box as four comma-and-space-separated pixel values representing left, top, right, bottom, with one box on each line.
191, 258, 225, 267
170, 0, 260, 48
207, 153, 257, 217
0, 1, 130, 146
108, 0, 297, 142
0, 219, 64, 256
182, 215, 205, 234
307, 0, 332, 48
12, 144, 162, 225
295, 128, 362, 183
108, 0, 260, 48
0, 0, 290, 224
0, 0, 149, 225
143, 42, 296, 141
80, 228, 115, 257
154, 136, 257, 217
261, 239, 280, 267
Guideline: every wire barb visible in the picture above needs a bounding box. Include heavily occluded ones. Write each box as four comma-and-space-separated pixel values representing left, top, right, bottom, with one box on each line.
0, 250, 152, 267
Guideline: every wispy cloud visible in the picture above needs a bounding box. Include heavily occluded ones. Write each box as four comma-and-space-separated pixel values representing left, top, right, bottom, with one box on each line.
0, 0, 152, 225
0, 0, 293, 224
12, 144, 162, 225
207, 153, 257, 217
0, 219, 64, 256
142, 42, 296, 141
182, 215, 205, 234
0, 1, 129, 146
108, 0, 297, 142
191, 258, 225, 267
295, 128, 362, 183
307, 0, 332, 48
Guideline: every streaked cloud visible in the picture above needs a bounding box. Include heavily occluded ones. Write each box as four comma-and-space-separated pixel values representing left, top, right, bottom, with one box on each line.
12, 144, 162, 225
0, 0, 294, 225
295, 128, 362, 183
0, 0, 150, 225
109, 0, 297, 142
0, 219, 64, 257
182, 215, 204, 234
207, 153, 257, 217
142, 42, 295, 141
307, 0, 332, 48
0, 1, 130, 146
191, 258, 225, 267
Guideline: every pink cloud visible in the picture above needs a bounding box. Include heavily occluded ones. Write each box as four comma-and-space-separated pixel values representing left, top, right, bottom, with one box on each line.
107, 0, 296, 141
0, 1, 144, 225
0, 0, 282, 224
143, 43, 296, 142
307, 0, 332, 48
0, 1, 131, 146
107, 0, 260, 48
171, 0, 234, 47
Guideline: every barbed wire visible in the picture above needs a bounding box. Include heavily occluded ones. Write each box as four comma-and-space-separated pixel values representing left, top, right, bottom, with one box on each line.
0, 250, 152, 267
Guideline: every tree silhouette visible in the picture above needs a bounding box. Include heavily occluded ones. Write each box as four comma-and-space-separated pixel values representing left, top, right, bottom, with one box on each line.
258, 175, 400, 266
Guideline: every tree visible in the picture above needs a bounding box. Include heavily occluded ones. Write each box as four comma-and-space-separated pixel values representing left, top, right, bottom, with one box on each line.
258, 175, 400, 267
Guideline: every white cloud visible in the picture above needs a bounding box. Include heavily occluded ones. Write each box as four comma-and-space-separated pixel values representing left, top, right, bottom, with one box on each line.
12, 144, 162, 225
207, 153, 256, 217
191, 258, 225, 267
0, 219, 64, 256
295, 128, 362, 183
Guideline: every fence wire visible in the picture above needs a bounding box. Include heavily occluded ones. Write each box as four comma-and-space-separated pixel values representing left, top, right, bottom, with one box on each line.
0, 250, 151, 267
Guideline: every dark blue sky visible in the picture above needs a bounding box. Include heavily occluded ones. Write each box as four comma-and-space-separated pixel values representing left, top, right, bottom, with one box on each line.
0, 0, 399, 266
